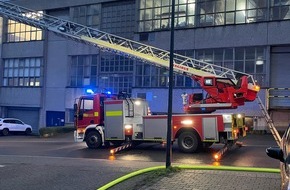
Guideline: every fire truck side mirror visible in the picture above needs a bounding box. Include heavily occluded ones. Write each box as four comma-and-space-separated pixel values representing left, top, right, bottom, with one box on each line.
73, 103, 77, 113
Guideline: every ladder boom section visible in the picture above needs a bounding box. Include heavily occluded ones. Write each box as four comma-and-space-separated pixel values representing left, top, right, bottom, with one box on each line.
0, 1, 256, 86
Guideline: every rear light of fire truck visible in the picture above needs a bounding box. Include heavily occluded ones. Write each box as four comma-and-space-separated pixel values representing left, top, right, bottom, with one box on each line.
124, 124, 133, 134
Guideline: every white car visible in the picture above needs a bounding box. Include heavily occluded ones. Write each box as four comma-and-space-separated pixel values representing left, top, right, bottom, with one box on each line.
0, 118, 32, 136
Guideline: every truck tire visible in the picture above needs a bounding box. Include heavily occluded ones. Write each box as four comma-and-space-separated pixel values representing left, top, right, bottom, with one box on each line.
85, 131, 102, 149
178, 131, 201, 153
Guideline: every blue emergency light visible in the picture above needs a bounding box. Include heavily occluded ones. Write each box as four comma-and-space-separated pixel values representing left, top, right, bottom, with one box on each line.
86, 89, 94, 94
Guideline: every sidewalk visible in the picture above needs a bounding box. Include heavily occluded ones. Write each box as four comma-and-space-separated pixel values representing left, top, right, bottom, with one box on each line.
108, 169, 281, 190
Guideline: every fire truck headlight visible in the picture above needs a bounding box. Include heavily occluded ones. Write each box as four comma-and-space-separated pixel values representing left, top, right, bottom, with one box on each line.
181, 120, 193, 125
124, 125, 133, 130
134, 100, 141, 106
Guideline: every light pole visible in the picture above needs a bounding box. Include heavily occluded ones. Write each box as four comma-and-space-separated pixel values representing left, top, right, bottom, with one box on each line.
166, 0, 175, 168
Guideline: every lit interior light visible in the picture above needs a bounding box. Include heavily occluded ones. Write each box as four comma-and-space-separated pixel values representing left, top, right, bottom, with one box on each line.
256, 57, 264, 65
237, 114, 242, 119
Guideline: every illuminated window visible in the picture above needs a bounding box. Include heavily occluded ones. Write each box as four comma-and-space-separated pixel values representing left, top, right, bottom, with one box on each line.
138, 0, 282, 31
7, 19, 43, 42
2, 58, 42, 87
138, 0, 196, 32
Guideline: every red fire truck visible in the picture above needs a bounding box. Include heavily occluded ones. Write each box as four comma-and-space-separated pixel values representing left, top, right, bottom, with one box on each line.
73, 75, 259, 154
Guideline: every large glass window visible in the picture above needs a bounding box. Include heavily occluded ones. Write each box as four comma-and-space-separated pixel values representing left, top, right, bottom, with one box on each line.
100, 53, 134, 73
3, 58, 42, 87
70, 55, 98, 87
101, 1, 136, 39
182, 46, 267, 86
7, 20, 43, 42
135, 62, 194, 88
138, 0, 196, 32
98, 74, 133, 94
197, 0, 268, 26
71, 4, 101, 28
138, 0, 288, 31
270, 0, 290, 20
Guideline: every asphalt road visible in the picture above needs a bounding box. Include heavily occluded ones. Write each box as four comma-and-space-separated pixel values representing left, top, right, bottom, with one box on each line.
0, 132, 280, 190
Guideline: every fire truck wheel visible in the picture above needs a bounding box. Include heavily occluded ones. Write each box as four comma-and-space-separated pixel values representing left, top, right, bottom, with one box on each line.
85, 131, 102, 149
178, 131, 201, 153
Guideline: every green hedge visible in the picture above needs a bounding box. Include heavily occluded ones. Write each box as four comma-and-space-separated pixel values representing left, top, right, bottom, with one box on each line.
39, 125, 75, 137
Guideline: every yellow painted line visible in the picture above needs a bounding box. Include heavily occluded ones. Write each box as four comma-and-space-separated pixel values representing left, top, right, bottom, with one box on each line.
97, 165, 280, 190
106, 111, 122, 116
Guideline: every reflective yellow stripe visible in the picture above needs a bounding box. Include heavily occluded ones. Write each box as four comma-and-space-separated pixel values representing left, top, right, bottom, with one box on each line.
83, 113, 90, 117
106, 111, 123, 116
83, 113, 98, 117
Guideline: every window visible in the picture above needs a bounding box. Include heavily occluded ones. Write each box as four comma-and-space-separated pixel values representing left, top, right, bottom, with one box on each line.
182, 47, 267, 86
2, 58, 42, 87
81, 98, 94, 112
138, 0, 196, 32
70, 55, 98, 87
98, 74, 133, 95
270, 0, 290, 20
7, 20, 43, 42
72, 4, 101, 28
101, 1, 136, 39
100, 53, 133, 73
138, 0, 279, 31
135, 62, 193, 88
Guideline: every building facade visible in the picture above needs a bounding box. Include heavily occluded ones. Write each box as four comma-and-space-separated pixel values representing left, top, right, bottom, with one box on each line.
0, 0, 290, 133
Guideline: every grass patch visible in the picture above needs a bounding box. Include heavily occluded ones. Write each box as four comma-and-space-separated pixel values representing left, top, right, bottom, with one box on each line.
39, 125, 75, 137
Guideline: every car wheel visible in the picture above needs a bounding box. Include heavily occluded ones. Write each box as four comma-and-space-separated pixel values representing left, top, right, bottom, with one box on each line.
25, 128, 32, 135
2, 128, 9, 136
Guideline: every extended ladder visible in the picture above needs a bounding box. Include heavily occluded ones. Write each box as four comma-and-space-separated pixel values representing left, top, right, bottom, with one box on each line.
0, 1, 255, 85
256, 96, 281, 146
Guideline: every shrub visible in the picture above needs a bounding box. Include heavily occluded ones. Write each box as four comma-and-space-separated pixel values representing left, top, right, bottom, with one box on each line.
39, 125, 75, 137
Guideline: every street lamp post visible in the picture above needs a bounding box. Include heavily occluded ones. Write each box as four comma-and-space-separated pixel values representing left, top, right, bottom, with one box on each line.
166, 0, 175, 168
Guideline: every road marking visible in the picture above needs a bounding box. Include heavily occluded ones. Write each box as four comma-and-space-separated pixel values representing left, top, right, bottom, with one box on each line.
0, 165, 5, 167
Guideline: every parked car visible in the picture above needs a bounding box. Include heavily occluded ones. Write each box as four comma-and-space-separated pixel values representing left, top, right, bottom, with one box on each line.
0, 118, 32, 136
266, 126, 290, 190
